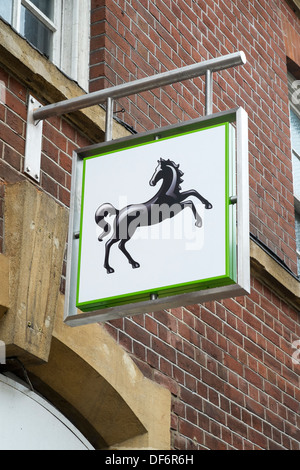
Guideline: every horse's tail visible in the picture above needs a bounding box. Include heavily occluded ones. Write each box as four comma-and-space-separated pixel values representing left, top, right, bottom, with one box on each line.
95, 203, 118, 241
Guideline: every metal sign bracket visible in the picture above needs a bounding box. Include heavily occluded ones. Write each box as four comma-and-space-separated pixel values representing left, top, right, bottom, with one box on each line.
24, 95, 43, 183
24, 52, 246, 182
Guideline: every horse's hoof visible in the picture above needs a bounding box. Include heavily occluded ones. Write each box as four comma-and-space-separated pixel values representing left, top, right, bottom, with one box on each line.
132, 262, 140, 269
106, 267, 114, 274
206, 203, 213, 209
195, 221, 202, 228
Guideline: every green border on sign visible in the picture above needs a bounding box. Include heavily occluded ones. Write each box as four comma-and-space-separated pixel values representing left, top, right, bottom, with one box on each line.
76, 120, 236, 312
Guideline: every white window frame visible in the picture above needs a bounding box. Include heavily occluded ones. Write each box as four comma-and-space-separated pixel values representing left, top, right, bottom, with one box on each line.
59, 0, 90, 91
5, 0, 90, 91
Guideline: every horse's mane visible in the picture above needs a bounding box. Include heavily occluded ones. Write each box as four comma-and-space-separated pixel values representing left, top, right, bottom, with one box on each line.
159, 158, 184, 190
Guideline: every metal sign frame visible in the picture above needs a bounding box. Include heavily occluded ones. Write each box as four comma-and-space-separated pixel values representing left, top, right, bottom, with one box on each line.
64, 107, 249, 326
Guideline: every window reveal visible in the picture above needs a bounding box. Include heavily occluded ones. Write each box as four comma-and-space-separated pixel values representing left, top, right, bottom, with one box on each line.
289, 74, 300, 274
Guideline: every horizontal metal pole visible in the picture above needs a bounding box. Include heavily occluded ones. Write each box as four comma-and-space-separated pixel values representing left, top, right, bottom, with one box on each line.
33, 51, 246, 122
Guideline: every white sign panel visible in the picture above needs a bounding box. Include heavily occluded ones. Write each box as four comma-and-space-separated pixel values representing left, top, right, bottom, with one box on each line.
77, 122, 234, 311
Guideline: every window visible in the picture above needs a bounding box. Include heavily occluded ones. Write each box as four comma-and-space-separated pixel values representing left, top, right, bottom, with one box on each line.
21, 0, 55, 58
0, 0, 90, 91
289, 73, 300, 273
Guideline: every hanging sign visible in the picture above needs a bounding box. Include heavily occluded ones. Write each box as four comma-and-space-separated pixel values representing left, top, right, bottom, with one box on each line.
64, 108, 249, 325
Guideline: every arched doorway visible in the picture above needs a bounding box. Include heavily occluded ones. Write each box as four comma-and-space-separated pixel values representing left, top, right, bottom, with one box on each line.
0, 373, 94, 450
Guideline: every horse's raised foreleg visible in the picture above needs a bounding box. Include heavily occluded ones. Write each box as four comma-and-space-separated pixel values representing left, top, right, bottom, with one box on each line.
179, 190, 212, 209
180, 200, 202, 227
118, 239, 140, 269
104, 237, 118, 274
98, 223, 109, 241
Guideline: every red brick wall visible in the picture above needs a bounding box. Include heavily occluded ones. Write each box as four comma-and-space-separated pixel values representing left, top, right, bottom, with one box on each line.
105, 277, 300, 449
90, 0, 300, 450
90, 0, 298, 275
281, 0, 300, 70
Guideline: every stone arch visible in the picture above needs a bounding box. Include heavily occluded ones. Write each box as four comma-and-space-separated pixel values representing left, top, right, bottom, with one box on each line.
26, 295, 171, 450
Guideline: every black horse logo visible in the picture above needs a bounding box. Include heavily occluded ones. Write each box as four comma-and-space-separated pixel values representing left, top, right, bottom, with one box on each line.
95, 158, 213, 274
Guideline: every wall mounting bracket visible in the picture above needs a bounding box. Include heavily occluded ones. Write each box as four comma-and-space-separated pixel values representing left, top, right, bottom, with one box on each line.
24, 95, 43, 183
24, 51, 246, 182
